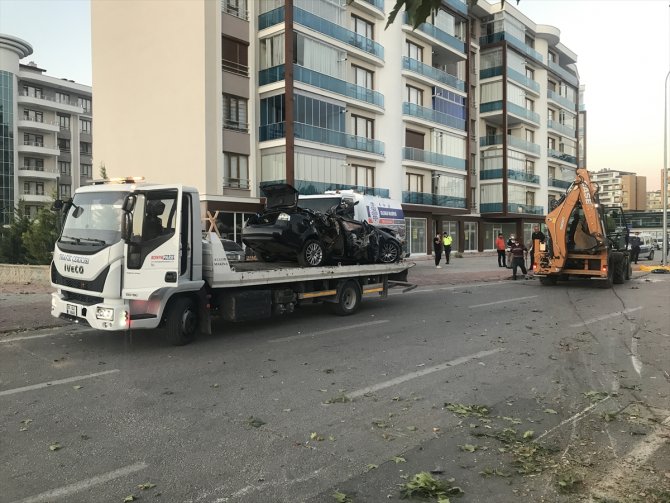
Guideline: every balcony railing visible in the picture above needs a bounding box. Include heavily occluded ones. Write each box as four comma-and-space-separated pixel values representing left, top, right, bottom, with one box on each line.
479, 168, 538, 184
19, 92, 84, 108
547, 120, 576, 137
259, 122, 385, 155
507, 67, 540, 93
445, 0, 468, 16
259, 64, 285, 86
402, 147, 466, 170
402, 57, 465, 92
294, 65, 384, 107
360, 0, 384, 11
21, 117, 57, 126
223, 177, 250, 189
480, 101, 540, 124
403, 102, 465, 130
479, 32, 543, 63
479, 134, 541, 156
221, 0, 248, 20
295, 179, 389, 197
222, 58, 249, 77
402, 191, 466, 208
479, 66, 503, 80
548, 60, 579, 86
224, 119, 249, 132
405, 13, 465, 54
549, 178, 572, 189
547, 90, 577, 111
480, 202, 544, 214
258, 5, 284, 30
548, 148, 577, 165
295, 7, 384, 59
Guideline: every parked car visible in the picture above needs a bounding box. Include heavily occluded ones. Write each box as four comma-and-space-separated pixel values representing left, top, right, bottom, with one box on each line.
636, 233, 656, 261
220, 239, 246, 262
242, 183, 403, 267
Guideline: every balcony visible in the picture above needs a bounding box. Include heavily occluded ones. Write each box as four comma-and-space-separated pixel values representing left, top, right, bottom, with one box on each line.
353, 0, 385, 19
258, 5, 284, 30
480, 66, 503, 80
507, 67, 540, 94
479, 32, 543, 64
17, 118, 60, 133
295, 179, 389, 197
547, 90, 577, 111
403, 102, 465, 130
295, 7, 384, 60
259, 64, 285, 86
445, 0, 468, 16
480, 101, 540, 125
223, 119, 249, 132
402, 147, 466, 171
18, 93, 83, 113
548, 60, 579, 86
17, 141, 60, 156
405, 13, 465, 55
547, 120, 576, 138
479, 134, 541, 156
549, 178, 572, 190
21, 193, 53, 204
480, 202, 544, 215
221, 0, 248, 20
402, 191, 466, 208
294, 65, 384, 108
18, 166, 59, 180
223, 177, 250, 189
548, 148, 577, 165
480, 168, 539, 184
402, 57, 465, 92
222, 58, 249, 77
259, 122, 385, 155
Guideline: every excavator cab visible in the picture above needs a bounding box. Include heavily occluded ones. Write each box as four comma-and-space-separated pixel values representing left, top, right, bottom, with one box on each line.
602, 206, 629, 252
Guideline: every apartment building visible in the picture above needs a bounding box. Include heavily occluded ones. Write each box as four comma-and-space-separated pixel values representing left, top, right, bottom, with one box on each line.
591, 169, 646, 211
0, 34, 93, 224
91, 0, 583, 254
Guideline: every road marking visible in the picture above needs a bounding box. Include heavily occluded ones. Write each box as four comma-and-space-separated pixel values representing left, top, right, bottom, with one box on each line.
535, 396, 612, 441
469, 295, 537, 308
630, 336, 642, 376
569, 307, 642, 327
1, 332, 65, 343
0, 369, 120, 397
269, 320, 389, 343
1, 326, 92, 343
348, 348, 504, 399
10, 462, 148, 503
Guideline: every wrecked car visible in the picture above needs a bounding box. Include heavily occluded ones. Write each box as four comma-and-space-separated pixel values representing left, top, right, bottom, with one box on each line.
242, 184, 403, 267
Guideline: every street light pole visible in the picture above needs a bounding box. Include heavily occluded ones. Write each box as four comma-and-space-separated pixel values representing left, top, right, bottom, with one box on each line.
664, 70, 669, 266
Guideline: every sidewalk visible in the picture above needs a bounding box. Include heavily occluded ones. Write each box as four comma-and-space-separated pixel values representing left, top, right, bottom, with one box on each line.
406, 251, 517, 286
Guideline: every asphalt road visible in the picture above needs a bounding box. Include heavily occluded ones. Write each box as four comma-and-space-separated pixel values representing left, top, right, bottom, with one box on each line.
1, 273, 669, 503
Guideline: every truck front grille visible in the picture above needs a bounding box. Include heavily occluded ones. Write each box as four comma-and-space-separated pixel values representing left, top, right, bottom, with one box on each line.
62, 291, 103, 305
51, 264, 110, 292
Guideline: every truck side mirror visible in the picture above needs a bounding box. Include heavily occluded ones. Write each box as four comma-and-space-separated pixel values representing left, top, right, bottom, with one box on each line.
122, 212, 133, 242
122, 194, 136, 212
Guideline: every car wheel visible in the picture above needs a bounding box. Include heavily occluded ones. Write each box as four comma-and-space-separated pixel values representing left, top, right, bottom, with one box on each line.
379, 241, 401, 263
165, 297, 198, 346
649, 249, 654, 261
331, 280, 361, 316
298, 239, 325, 267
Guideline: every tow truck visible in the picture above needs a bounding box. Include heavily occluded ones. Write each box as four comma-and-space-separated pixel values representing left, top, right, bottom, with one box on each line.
533, 167, 631, 287
50, 178, 413, 345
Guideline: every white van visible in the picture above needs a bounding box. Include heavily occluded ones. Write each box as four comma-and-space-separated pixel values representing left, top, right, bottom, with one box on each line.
299, 190, 408, 255
636, 233, 656, 261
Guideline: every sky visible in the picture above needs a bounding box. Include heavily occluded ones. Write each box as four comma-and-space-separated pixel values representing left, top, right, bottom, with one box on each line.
0, 0, 668, 190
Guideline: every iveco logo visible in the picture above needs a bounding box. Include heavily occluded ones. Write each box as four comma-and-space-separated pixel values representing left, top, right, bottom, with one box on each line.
64, 264, 84, 274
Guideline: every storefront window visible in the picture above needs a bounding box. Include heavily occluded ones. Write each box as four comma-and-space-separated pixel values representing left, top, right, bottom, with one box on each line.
442, 220, 459, 250
464, 221, 478, 252
406, 217, 427, 255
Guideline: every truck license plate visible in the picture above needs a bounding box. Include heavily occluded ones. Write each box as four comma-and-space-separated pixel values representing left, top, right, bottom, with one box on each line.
67, 304, 77, 316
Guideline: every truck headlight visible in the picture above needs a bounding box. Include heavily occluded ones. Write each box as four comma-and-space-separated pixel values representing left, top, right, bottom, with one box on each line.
96, 307, 115, 321
277, 212, 290, 221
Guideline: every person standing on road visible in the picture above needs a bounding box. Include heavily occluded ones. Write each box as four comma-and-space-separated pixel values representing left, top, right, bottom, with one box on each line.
443, 233, 453, 264
433, 233, 444, 268
529, 225, 545, 271
496, 233, 507, 267
510, 237, 528, 280
630, 232, 642, 264
505, 234, 516, 269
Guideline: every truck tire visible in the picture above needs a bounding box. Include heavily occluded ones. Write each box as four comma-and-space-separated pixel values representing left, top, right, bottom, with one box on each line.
298, 239, 325, 267
331, 280, 361, 316
599, 261, 614, 288
379, 241, 401, 263
612, 252, 625, 284
165, 297, 198, 346
540, 276, 557, 286
624, 256, 632, 280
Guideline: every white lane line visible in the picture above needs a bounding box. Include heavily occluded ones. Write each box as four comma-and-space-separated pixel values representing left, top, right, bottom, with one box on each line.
348, 348, 504, 399
2, 332, 65, 343
0, 369, 120, 397
469, 295, 538, 309
1, 326, 92, 343
630, 337, 642, 376
569, 307, 642, 328
10, 462, 148, 503
269, 320, 389, 343
535, 396, 612, 441
390, 281, 509, 296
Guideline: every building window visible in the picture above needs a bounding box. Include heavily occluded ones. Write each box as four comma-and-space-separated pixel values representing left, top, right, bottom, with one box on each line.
222, 36, 249, 76
407, 173, 424, 193
353, 165, 374, 188
223, 0, 248, 20
24, 182, 30, 194
352, 15, 373, 39
58, 138, 70, 152
78, 97, 91, 113
352, 65, 373, 89
547, 109, 554, 122
24, 157, 44, 171
223, 94, 248, 131
406, 85, 423, 106
80, 142, 92, 155
406, 41, 423, 61
259, 33, 285, 70
80, 118, 91, 134
525, 67, 534, 81
58, 114, 70, 130
23, 109, 43, 122
24, 133, 44, 147
56, 92, 70, 104
525, 160, 535, 175
36, 182, 44, 196
548, 51, 556, 63
22, 85, 42, 98
81, 164, 92, 177
525, 129, 534, 143
223, 153, 249, 189
59, 184, 71, 198
351, 115, 374, 138
59, 161, 71, 175
525, 98, 534, 112
526, 191, 535, 206
548, 137, 556, 150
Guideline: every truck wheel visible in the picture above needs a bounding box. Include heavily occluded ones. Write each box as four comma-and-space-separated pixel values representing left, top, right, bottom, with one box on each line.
379, 241, 401, 263
540, 276, 557, 286
612, 252, 625, 284
331, 280, 361, 316
165, 297, 198, 346
298, 239, 325, 267
624, 256, 632, 280
599, 261, 614, 288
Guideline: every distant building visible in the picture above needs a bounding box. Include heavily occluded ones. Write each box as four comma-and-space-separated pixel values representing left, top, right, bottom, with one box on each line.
0, 34, 93, 224
646, 189, 669, 211
591, 169, 646, 211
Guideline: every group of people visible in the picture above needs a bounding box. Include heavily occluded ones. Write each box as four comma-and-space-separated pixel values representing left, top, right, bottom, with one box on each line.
495, 225, 546, 280
432, 232, 453, 268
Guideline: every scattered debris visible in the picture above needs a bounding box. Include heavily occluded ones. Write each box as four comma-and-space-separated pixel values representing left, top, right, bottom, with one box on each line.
444, 403, 490, 418
246, 416, 266, 428
332, 490, 352, 503
399, 472, 464, 500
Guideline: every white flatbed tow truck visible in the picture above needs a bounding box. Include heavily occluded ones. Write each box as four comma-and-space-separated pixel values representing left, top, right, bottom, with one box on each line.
50, 179, 413, 345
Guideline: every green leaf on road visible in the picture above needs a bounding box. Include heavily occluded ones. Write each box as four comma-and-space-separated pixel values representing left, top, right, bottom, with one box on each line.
310, 432, 324, 441
444, 403, 490, 417
399, 472, 464, 499
582, 390, 609, 403
544, 408, 558, 414
459, 444, 477, 452
365, 464, 378, 471
246, 416, 266, 428
73, 385, 83, 390
138, 482, 157, 490
393, 456, 406, 463
123, 496, 136, 502
49, 442, 62, 451
333, 490, 352, 503
523, 430, 534, 439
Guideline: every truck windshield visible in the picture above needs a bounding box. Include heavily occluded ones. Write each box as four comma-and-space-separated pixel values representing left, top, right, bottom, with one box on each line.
60, 191, 128, 246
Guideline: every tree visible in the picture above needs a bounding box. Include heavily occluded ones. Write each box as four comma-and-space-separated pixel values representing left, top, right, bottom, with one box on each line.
99, 162, 108, 180
386, 0, 513, 29
22, 207, 60, 264
0, 205, 31, 264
